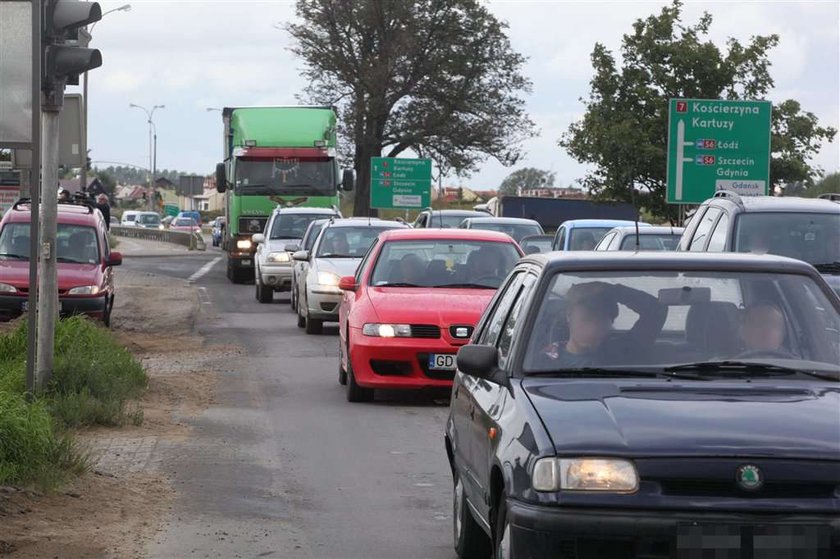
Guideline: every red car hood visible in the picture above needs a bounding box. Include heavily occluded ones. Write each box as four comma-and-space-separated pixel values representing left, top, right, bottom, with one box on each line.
366, 287, 495, 326
0, 260, 102, 291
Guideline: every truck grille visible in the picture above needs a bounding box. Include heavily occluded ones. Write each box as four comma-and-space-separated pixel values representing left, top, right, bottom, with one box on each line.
238, 217, 267, 234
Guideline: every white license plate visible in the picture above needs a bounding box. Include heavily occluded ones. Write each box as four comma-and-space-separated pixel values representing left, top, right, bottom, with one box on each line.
241, 259, 252, 266
428, 353, 456, 371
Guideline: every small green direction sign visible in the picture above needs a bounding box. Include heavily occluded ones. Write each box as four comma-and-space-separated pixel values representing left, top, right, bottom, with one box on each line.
370, 157, 432, 210
666, 99, 772, 204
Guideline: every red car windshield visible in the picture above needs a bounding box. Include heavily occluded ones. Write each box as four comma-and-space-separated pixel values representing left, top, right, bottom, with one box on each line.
0, 222, 99, 264
370, 240, 520, 289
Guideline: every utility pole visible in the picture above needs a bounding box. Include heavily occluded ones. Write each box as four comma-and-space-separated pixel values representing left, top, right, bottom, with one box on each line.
37, 0, 102, 389
129, 103, 164, 211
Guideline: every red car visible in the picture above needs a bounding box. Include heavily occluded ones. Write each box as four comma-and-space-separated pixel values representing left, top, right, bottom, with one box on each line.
0, 199, 122, 326
337, 229, 523, 402
169, 217, 201, 233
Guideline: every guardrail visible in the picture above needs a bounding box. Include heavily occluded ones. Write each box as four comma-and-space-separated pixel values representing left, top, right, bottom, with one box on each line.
111, 226, 206, 251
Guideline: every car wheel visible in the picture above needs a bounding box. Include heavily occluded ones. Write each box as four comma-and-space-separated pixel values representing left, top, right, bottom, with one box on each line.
256, 275, 273, 304
102, 295, 113, 328
346, 358, 373, 402
493, 496, 511, 559
305, 315, 323, 335
454, 471, 491, 558
338, 334, 348, 385
290, 283, 297, 311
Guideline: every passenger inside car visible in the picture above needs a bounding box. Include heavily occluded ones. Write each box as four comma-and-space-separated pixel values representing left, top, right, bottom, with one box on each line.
397, 253, 426, 284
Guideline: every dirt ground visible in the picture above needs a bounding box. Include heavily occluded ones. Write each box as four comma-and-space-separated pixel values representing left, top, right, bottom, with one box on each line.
0, 270, 235, 558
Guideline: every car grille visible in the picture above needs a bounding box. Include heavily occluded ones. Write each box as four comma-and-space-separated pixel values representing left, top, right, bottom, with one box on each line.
659, 479, 837, 499
370, 360, 412, 376
238, 217, 267, 234
409, 325, 441, 338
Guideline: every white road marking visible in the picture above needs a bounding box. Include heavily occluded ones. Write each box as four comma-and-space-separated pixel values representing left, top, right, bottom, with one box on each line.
188, 257, 222, 283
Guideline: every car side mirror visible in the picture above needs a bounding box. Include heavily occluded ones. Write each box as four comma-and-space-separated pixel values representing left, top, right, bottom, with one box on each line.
457, 344, 507, 386
107, 251, 123, 267
215, 163, 227, 193
338, 276, 357, 291
341, 169, 354, 192
285, 243, 301, 252
292, 250, 309, 262
252, 233, 265, 244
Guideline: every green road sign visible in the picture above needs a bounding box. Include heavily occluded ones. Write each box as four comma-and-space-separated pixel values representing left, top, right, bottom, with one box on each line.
163, 204, 179, 217
666, 99, 772, 204
370, 157, 432, 210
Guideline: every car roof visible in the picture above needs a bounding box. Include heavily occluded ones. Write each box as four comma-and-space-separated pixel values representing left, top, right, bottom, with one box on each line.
561, 219, 649, 228
273, 206, 338, 215
464, 217, 541, 225
708, 194, 840, 213
608, 225, 684, 236
427, 209, 489, 217
378, 228, 518, 243
324, 218, 408, 229
4, 202, 100, 227
524, 251, 822, 276
521, 234, 553, 241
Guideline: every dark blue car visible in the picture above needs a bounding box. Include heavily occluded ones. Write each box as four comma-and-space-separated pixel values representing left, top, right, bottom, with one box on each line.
446, 251, 840, 559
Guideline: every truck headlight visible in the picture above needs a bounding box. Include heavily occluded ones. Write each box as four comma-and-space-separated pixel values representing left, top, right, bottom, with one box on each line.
532, 458, 638, 493
363, 323, 412, 338
317, 271, 340, 286
0, 282, 17, 293
236, 239, 252, 250
267, 252, 291, 263
67, 285, 101, 295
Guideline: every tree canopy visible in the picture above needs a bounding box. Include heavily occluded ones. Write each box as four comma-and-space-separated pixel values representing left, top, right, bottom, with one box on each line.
288, 0, 535, 216
560, 0, 836, 221
499, 167, 556, 195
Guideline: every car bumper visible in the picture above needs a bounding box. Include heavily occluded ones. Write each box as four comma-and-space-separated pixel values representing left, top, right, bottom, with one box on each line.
348, 328, 466, 390
305, 286, 342, 321
259, 263, 293, 290
507, 500, 840, 559
0, 294, 108, 321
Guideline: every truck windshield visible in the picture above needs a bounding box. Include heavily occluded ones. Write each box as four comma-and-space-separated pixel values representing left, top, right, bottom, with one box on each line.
235, 158, 336, 196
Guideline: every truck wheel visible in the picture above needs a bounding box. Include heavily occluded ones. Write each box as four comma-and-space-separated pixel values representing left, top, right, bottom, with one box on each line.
256, 277, 273, 304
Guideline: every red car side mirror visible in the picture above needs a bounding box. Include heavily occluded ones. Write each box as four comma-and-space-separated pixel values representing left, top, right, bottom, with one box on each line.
107, 252, 123, 267
338, 276, 356, 291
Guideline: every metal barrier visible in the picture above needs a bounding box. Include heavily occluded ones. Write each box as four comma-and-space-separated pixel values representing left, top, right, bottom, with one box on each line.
111, 226, 206, 251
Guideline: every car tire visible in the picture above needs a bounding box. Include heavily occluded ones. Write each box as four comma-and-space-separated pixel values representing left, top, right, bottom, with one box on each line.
102, 295, 113, 328
346, 359, 373, 403
493, 495, 511, 559
256, 276, 273, 304
290, 284, 297, 311
338, 334, 349, 385
305, 316, 323, 335
453, 471, 492, 559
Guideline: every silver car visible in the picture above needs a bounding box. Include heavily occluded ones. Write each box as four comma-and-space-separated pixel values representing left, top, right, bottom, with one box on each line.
288, 218, 330, 313
294, 218, 408, 334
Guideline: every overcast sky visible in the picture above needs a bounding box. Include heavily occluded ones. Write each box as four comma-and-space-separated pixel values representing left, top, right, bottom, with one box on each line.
77, 0, 839, 188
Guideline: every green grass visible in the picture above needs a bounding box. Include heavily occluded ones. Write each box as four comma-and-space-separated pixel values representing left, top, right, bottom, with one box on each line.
0, 316, 148, 488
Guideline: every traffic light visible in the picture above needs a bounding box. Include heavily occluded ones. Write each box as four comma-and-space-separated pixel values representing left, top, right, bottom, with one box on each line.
43, 1, 102, 105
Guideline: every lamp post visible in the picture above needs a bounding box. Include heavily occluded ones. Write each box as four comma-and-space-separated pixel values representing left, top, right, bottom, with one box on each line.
129, 103, 164, 210
81, 4, 130, 194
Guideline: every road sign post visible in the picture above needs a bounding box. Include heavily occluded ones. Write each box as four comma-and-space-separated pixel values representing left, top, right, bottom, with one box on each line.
370, 157, 432, 210
666, 99, 772, 204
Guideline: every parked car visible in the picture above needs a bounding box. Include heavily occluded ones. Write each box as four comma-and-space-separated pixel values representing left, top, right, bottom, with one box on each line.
120, 210, 139, 227
595, 225, 684, 251
552, 219, 649, 251
337, 229, 523, 402
169, 217, 201, 233
294, 218, 408, 334
252, 206, 341, 303
458, 217, 543, 243
677, 191, 840, 294
288, 218, 330, 313
519, 234, 553, 255
177, 210, 202, 226
412, 209, 490, 229
0, 198, 123, 326
446, 251, 840, 558
210, 217, 225, 247
134, 211, 163, 229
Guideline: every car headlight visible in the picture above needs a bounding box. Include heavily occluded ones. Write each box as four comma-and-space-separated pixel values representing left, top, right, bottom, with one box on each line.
67, 285, 101, 295
158, 224, 165, 230
532, 458, 638, 493
236, 239, 252, 250
0, 282, 17, 293
317, 271, 340, 286
267, 251, 291, 263
363, 323, 412, 337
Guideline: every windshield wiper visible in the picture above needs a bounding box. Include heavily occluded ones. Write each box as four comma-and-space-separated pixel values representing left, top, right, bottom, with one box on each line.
57, 257, 90, 264
375, 282, 421, 287
435, 282, 495, 289
665, 361, 838, 381
813, 262, 840, 273
0, 253, 26, 260
318, 254, 355, 258
526, 367, 710, 381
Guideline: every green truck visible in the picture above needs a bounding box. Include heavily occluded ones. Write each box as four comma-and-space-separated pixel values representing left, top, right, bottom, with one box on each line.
215, 106, 353, 283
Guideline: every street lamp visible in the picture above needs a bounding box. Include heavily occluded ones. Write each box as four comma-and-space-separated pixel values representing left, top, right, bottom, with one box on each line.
81, 4, 131, 194
129, 103, 165, 210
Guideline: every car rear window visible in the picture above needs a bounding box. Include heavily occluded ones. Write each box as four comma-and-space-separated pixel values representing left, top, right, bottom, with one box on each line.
734, 212, 840, 266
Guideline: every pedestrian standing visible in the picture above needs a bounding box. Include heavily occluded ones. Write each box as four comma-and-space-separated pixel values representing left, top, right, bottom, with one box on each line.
95, 193, 111, 230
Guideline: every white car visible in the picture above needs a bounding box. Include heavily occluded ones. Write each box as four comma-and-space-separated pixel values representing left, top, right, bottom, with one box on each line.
294, 218, 407, 334
252, 206, 340, 304
120, 210, 139, 227
288, 218, 331, 313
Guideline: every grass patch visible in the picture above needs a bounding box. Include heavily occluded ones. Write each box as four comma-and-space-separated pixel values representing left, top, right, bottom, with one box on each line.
109, 233, 120, 248
0, 316, 148, 488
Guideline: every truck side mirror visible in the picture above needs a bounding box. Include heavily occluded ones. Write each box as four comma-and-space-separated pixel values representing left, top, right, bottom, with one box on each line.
341, 169, 354, 192
216, 163, 227, 193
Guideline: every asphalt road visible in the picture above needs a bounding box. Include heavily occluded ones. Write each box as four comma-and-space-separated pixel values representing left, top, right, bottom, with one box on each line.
122, 248, 456, 559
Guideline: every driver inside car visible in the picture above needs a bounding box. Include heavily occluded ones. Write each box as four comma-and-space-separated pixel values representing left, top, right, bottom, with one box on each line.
739, 301, 788, 355
535, 281, 666, 369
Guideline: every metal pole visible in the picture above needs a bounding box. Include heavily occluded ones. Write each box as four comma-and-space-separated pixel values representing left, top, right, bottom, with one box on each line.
80, 69, 88, 195
148, 117, 153, 210
36, 108, 59, 390
152, 125, 156, 211
26, 0, 42, 396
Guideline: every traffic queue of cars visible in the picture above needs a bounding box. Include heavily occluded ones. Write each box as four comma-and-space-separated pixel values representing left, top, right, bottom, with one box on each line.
243, 193, 839, 559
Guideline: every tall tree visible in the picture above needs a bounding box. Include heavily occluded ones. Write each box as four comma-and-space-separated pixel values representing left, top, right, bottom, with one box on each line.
560, 0, 836, 221
288, 0, 535, 216
499, 167, 556, 195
